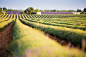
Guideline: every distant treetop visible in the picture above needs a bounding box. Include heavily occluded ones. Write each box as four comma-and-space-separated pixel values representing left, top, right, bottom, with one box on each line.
84, 8, 86, 12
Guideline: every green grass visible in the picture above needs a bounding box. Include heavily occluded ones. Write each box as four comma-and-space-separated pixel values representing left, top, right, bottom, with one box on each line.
9, 18, 85, 57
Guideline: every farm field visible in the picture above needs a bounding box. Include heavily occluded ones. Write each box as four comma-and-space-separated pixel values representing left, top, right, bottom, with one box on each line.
22, 14, 86, 31
0, 14, 86, 57
20, 14, 86, 45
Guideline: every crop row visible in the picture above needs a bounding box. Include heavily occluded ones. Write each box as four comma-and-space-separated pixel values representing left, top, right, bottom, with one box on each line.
0, 14, 86, 45
0, 14, 5, 17
0, 14, 15, 31
22, 14, 86, 18
0, 14, 86, 56
0, 15, 11, 22
0, 14, 16, 22
0, 14, 3, 17
9, 18, 84, 57
19, 17, 86, 45
21, 15, 86, 31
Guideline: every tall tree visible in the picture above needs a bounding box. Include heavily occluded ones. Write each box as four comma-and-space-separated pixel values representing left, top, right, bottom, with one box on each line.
84, 8, 86, 12
3, 7, 7, 11
25, 7, 34, 14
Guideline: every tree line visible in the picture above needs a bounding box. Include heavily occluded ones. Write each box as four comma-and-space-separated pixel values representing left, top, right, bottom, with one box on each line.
0, 7, 86, 14
21, 7, 86, 14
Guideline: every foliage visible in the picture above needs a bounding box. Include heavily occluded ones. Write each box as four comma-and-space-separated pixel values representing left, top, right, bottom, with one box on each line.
20, 11, 25, 14
52, 9, 57, 12
44, 10, 48, 12
24, 7, 35, 14
7, 9, 22, 11
3, 7, 7, 11
84, 8, 86, 12
40, 10, 75, 12
80, 11, 85, 14
7, 9, 13, 11
35, 9, 39, 12
67, 10, 75, 12
77, 9, 82, 12
39, 10, 44, 12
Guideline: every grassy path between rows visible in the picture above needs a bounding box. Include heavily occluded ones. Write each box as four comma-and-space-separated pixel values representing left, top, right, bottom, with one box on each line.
8, 19, 86, 57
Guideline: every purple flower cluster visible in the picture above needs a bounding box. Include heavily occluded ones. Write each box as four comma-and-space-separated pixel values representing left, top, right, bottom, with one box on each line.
7, 11, 22, 14
41, 12, 73, 14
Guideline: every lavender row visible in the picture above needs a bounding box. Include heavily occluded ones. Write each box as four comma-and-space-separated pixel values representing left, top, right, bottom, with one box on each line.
7, 11, 22, 14
41, 12, 73, 14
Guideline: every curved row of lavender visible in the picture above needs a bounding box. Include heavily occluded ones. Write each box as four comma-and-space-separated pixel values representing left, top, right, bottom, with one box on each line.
7, 11, 22, 14
41, 12, 73, 14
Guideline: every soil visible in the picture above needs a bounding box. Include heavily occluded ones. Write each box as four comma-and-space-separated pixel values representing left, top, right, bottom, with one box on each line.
46, 33, 76, 47
0, 22, 14, 57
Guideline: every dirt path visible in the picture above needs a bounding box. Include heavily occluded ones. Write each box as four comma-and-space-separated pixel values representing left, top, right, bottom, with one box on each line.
46, 33, 76, 47
0, 22, 14, 57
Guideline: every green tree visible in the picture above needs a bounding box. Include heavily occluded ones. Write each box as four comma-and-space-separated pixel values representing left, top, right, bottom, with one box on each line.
84, 8, 86, 12
40, 10, 44, 12
47, 10, 51, 12
77, 9, 82, 12
25, 9, 28, 14
51, 10, 53, 12
53, 9, 57, 12
35, 9, 39, 12
68, 10, 75, 12
44, 10, 48, 12
80, 11, 84, 14
3, 7, 7, 11
25, 7, 34, 14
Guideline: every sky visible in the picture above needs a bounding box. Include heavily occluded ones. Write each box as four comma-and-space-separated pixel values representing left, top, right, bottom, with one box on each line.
0, 0, 86, 11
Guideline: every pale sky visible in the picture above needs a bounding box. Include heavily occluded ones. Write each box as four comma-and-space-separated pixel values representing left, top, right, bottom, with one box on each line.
0, 0, 86, 11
